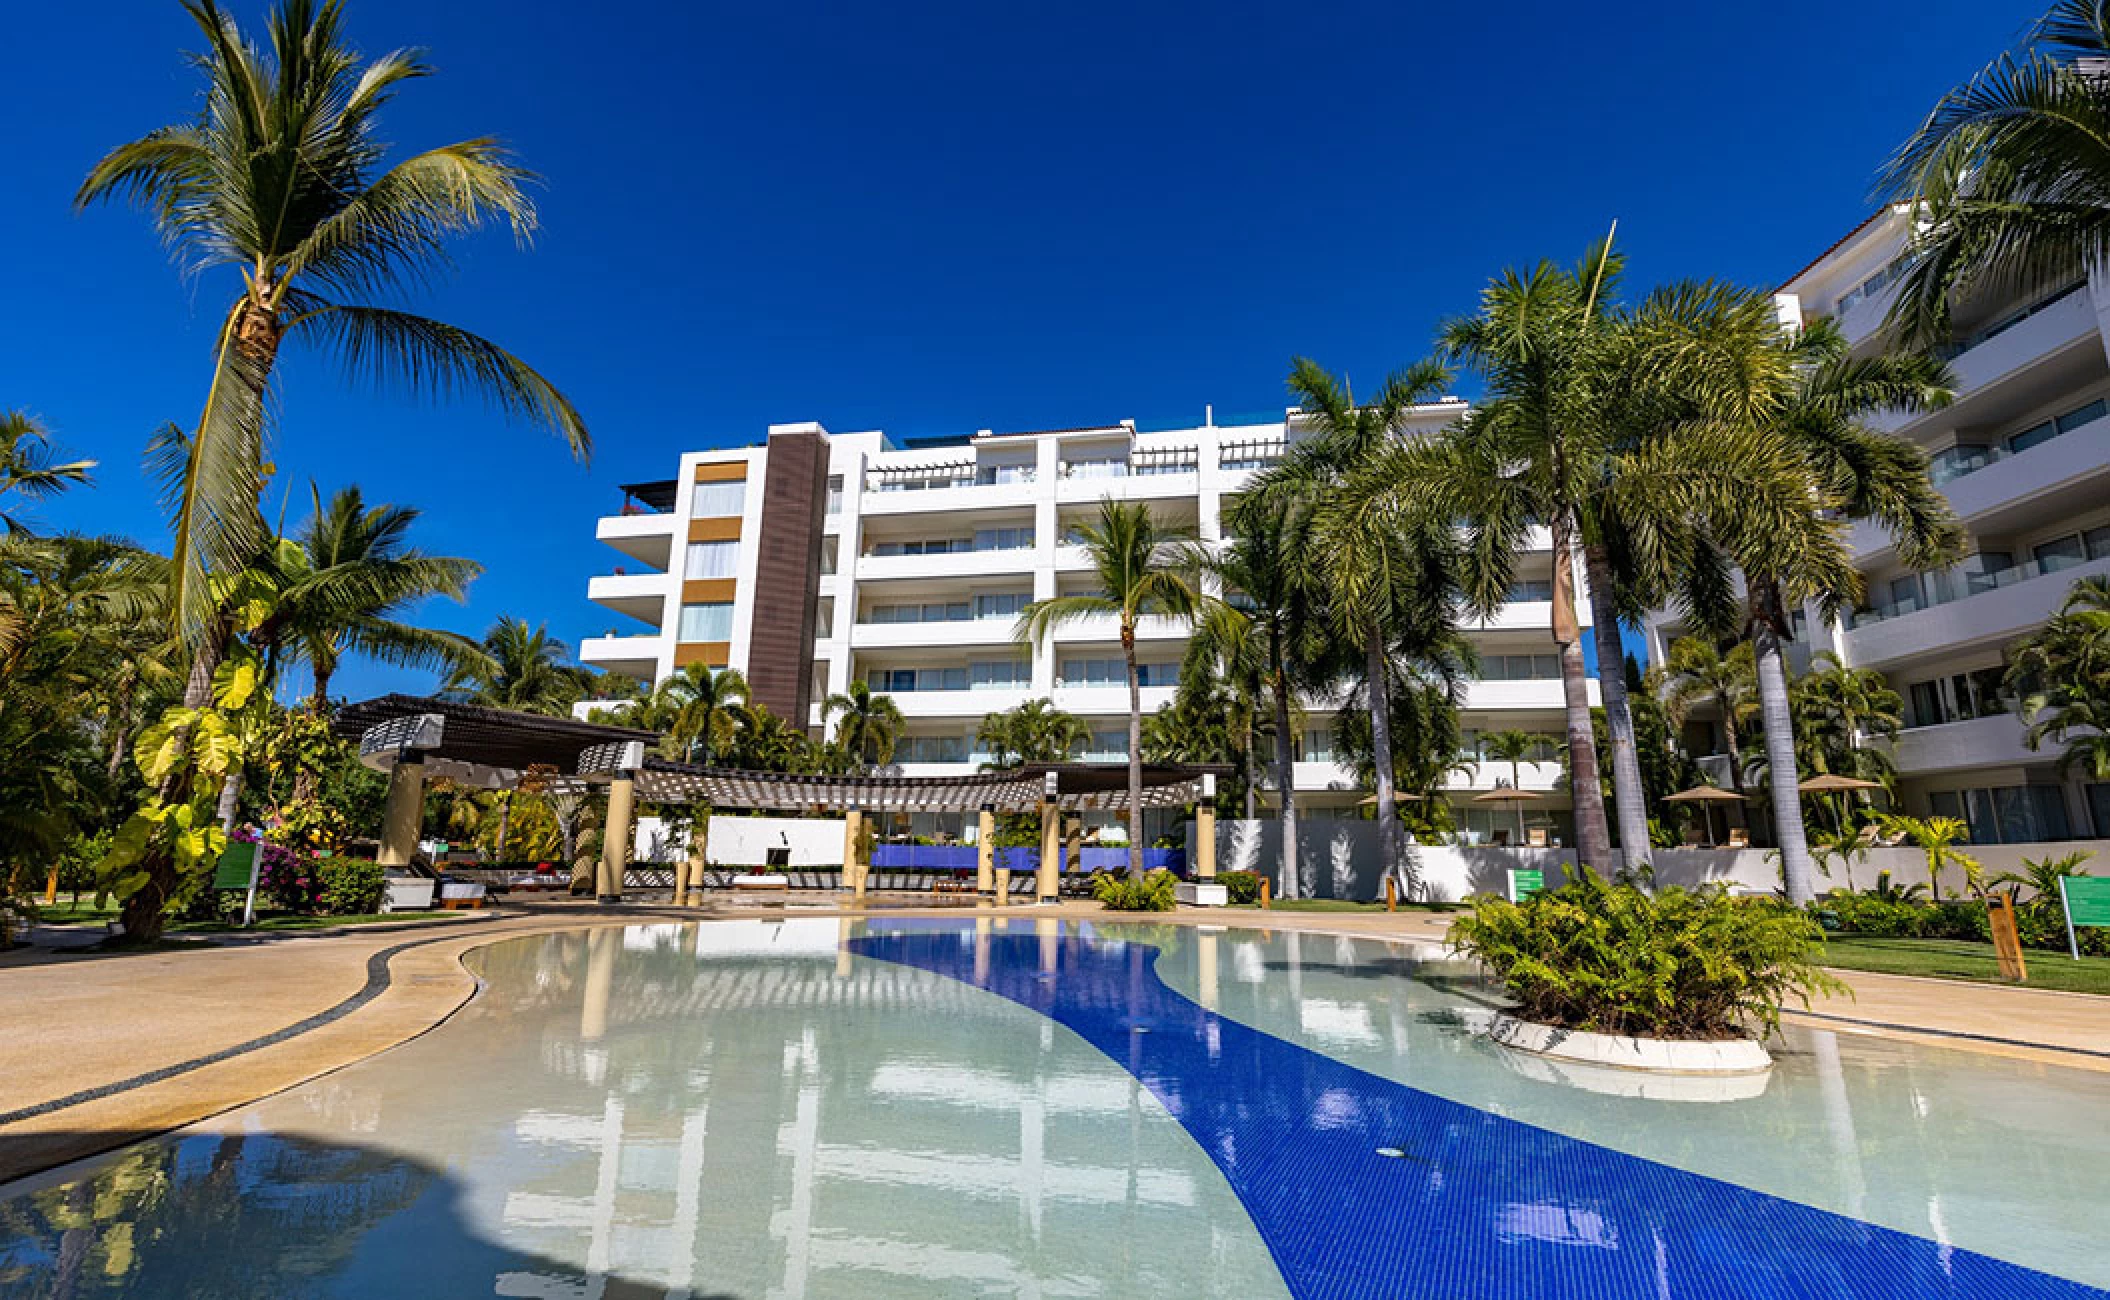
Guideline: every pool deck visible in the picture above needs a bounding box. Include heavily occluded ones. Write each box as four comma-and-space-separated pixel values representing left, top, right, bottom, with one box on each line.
2, 895, 2106, 1188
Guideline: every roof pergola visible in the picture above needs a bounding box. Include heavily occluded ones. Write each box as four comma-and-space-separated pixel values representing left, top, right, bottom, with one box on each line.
332, 693, 1226, 812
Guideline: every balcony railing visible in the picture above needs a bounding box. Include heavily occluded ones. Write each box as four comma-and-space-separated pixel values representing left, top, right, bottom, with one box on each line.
1927, 405, 2108, 487
1853, 554, 2093, 626
1934, 282, 2086, 361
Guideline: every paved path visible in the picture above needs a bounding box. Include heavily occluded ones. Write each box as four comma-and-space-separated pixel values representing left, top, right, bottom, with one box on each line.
1, 896, 2105, 1189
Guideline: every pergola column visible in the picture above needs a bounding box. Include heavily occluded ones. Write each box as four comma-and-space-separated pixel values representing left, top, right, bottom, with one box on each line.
598, 771, 636, 904
677, 810, 710, 906
976, 806, 996, 896
1196, 773, 1218, 880
844, 807, 865, 900
376, 753, 428, 868
1036, 773, 1060, 904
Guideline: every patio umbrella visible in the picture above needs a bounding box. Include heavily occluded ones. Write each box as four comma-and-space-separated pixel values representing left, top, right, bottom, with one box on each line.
1355, 792, 1425, 805
1472, 786, 1543, 844
1798, 773, 1885, 837
1663, 784, 1744, 846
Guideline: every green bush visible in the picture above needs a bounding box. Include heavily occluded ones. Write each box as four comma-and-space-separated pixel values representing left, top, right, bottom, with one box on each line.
1447, 868, 1843, 1040
317, 858, 387, 916
1820, 893, 1924, 938
1218, 870, 1262, 905
1092, 868, 1176, 912
1921, 900, 1991, 942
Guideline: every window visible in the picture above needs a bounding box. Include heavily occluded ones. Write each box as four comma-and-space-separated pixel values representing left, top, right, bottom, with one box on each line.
825, 475, 843, 515
1507, 578, 1554, 603
1300, 727, 1336, 762
895, 734, 969, 763
2034, 535, 2087, 574
690, 479, 746, 518
972, 527, 1034, 551
867, 660, 1027, 692
1084, 728, 1129, 760
1481, 654, 1560, 680
976, 464, 1036, 486
1060, 658, 1178, 688
684, 540, 740, 580
1930, 786, 2072, 844
2059, 399, 2108, 434
970, 659, 1030, 688
1906, 668, 2006, 728
2087, 525, 2110, 561
678, 602, 734, 642
1063, 457, 1128, 480
974, 592, 1030, 620
2006, 420, 2058, 456
1929, 443, 1994, 486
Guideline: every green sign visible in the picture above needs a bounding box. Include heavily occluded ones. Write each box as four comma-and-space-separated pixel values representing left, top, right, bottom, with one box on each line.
2062, 876, 2110, 927
1508, 867, 1545, 902
213, 840, 260, 891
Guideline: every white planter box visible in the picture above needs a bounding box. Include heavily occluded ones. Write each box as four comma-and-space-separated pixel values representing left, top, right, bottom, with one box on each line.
382, 878, 436, 912
1463, 1009, 1772, 1075
731, 874, 790, 890
1175, 881, 1228, 907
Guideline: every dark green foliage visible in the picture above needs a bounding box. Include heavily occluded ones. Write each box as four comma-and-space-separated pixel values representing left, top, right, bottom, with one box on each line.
1218, 869, 1263, 905
318, 858, 386, 916
1447, 868, 1843, 1039
1091, 868, 1177, 912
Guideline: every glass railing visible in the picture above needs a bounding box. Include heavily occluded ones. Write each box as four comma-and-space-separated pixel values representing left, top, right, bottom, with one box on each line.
1927, 408, 2108, 487
1934, 283, 2086, 361
1854, 555, 2091, 625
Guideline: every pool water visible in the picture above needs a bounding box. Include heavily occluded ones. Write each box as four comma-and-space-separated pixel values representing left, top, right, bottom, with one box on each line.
1, 917, 2106, 1298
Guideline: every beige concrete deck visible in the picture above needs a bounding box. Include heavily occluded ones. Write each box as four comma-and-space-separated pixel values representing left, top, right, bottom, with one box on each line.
2, 895, 2105, 1188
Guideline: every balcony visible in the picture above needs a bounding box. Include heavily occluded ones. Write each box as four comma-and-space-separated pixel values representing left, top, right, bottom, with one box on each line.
578, 632, 658, 680
586, 572, 668, 627
1849, 412, 2110, 560
850, 617, 1022, 650
1461, 678, 1598, 711
1447, 759, 1565, 793
856, 546, 1038, 582
884, 687, 1033, 720
1052, 684, 1178, 717
1045, 613, 1190, 644
1869, 286, 2096, 437
1848, 553, 2110, 667
1290, 760, 1359, 792
1887, 713, 2044, 776
596, 512, 675, 571
859, 472, 1041, 517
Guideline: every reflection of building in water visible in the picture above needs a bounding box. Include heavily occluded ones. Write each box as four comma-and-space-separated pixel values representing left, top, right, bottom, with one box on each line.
488, 922, 1253, 1298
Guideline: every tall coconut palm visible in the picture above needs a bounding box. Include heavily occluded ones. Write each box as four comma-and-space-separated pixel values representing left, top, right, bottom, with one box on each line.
1881, 1, 2110, 345
659, 664, 750, 765
1018, 499, 1206, 878
975, 698, 1089, 770
78, 0, 588, 691
444, 617, 593, 716
0, 412, 95, 535
1876, 813, 1983, 902
1677, 316, 1961, 904
276, 484, 490, 710
823, 679, 907, 774
1659, 636, 1758, 821
1199, 495, 1325, 896
2005, 575, 2110, 782
1246, 357, 1456, 895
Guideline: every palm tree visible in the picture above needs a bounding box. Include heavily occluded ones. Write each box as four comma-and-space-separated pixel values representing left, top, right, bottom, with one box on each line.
1199, 495, 1325, 896
823, 679, 906, 773
444, 617, 592, 715
1478, 729, 1548, 842
1017, 499, 1206, 878
1659, 637, 1757, 820
1678, 315, 1961, 905
660, 664, 750, 765
1881, 2, 2110, 345
78, 0, 588, 689
1990, 850, 2093, 904
1794, 652, 1904, 782
274, 485, 490, 711
1877, 813, 1983, 902
0, 412, 95, 534
1249, 357, 1455, 896
2005, 576, 2110, 783
976, 698, 1088, 770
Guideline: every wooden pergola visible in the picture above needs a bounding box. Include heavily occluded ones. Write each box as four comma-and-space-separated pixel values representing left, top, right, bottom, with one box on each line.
334, 694, 1225, 905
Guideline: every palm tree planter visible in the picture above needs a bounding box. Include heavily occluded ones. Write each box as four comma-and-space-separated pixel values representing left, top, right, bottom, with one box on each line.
1018, 500, 1205, 879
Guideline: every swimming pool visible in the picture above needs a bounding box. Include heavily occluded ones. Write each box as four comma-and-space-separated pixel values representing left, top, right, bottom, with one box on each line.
2, 917, 2107, 1297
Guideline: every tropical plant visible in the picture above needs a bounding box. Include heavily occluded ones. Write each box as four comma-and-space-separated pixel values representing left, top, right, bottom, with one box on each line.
1659, 636, 1757, 818
1018, 498, 1207, 878
1217, 869, 1264, 905
823, 679, 906, 773
1866, 869, 1930, 905
975, 697, 1089, 769
2004, 576, 2110, 781
1990, 850, 2093, 904
727, 700, 823, 773
613, 663, 750, 764
1249, 356, 1460, 896
0, 411, 95, 534
1876, 813, 1983, 901
1793, 652, 1904, 787
1090, 867, 1177, 912
443, 617, 593, 715
78, 0, 588, 684
1880, 2, 2110, 345
1447, 867, 1843, 1040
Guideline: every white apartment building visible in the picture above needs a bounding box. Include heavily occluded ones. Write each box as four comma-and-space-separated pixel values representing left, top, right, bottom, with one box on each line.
1647, 205, 2110, 845
581, 408, 1597, 842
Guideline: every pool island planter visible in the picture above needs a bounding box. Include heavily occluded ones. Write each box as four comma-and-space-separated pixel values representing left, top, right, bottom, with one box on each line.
1463, 1009, 1773, 1075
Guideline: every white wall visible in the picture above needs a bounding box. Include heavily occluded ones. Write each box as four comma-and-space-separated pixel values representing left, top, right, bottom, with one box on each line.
705, 815, 849, 867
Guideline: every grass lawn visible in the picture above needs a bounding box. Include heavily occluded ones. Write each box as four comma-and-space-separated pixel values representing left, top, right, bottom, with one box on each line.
1819, 936, 2110, 997
1227, 899, 1461, 914
28, 900, 462, 934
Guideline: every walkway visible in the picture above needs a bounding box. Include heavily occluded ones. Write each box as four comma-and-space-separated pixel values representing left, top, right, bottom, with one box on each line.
1, 897, 2105, 1188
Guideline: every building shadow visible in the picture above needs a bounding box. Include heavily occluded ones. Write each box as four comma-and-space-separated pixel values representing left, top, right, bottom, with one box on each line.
0, 1132, 741, 1300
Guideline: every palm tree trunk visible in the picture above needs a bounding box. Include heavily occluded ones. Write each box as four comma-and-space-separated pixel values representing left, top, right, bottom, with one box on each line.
494, 792, 512, 862
1583, 544, 1652, 869
1718, 689, 1748, 826
1272, 665, 1301, 901
1752, 599, 1816, 904
1365, 622, 1400, 900
1550, 521, 1611, 866
215, 767, 243, 833
1122, 623, 1145, 879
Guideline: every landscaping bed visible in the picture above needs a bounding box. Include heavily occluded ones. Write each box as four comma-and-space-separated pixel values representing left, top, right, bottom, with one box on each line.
1819, 936, 2110, 997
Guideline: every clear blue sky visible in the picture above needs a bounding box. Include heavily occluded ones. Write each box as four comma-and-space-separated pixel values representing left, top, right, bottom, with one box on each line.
3, 0, 2042, 698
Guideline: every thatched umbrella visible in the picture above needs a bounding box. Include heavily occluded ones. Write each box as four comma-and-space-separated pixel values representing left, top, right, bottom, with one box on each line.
1663, 784, 1745, 847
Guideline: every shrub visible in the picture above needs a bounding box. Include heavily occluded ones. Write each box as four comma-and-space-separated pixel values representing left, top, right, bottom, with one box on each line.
1921, 900, 1991, 943
1092, 868, 1176, 912
317, 858, 387, 916
1820, 893, 1923, 938
1446, 868, 1843, 1040
1218, 869, 1263, 905
249, 838, 324, 913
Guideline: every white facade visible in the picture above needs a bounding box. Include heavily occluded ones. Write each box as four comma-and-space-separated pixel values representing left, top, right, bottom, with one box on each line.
1646, 206, 2110, 844
583, 409, 1599, 840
